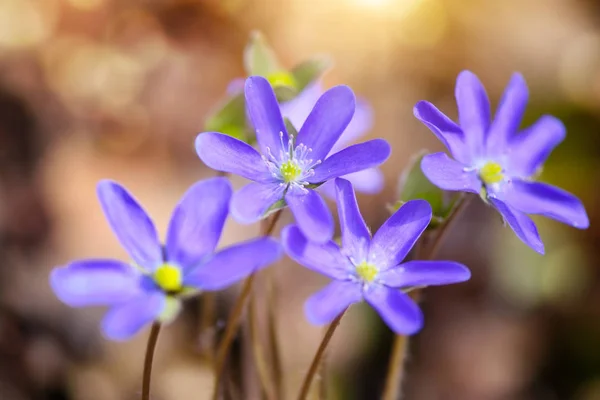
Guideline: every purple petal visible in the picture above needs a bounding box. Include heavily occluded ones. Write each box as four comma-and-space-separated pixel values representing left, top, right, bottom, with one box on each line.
370, 200, 431, 270
489, 197, 545, 254
245, 76, 288, 155
280, 83, 322, 130
230, 182, 286, 224
507, 115, 566, 178
97, 181, 162, 270
413, 101, 470, 164
304, 280, 362, 325
296, 85, 356, 161
309, 139, 391, 183
101, 291, 166, 341
195, 132, 271, 182
455, 71, 491, 155
364, 286, 423, 334
486, 73, 529, 152
184, 237, 282, 290
281, 225, 352, 280
166, 178, 232, 271
503, 180, 589, 229
380, 261, 471, 288
335, 178, 371, 256
421, 152, 481, 193
330, 97, 373, 152
50, 259, 143, 307
285, 188, 334, 243
319, 168, 384, 199
227, 78, 245, 96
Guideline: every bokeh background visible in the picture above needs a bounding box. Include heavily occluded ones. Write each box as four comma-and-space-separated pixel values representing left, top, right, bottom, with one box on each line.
0, 0, 599, 399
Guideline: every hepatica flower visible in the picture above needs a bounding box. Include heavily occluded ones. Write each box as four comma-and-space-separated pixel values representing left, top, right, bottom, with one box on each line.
282, 178, 470, 334
196, 76, 390, 243
50, 178, 282, 341
415, 71, 589, 254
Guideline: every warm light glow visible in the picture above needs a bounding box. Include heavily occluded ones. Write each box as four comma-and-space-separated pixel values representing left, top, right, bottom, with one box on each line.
66, 0, 104, 11
0, 0, 58, 49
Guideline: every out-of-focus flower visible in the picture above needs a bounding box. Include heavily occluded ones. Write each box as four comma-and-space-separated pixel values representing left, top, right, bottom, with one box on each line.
196, 77, 390, 243
415, 71, 589, 254
50, 178, 282, 341
282, 178, 470, 334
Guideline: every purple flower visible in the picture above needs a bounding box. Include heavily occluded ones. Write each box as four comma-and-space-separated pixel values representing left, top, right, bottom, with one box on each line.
280, 82, 384, 198
282, 178, 470, 334
415, 71, 589, 254
50, 178, 282, 341
196, 76, 391, 243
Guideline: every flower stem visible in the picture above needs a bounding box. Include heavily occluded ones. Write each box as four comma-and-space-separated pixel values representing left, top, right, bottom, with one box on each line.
142, 322, 161, 400
296, 309, 347, 400
381, 194, 472, 400
249, 291, 278, 400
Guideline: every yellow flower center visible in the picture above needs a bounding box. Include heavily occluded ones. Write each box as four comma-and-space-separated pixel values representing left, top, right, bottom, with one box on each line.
267, 71, 297, 88
356, 261, 378, 283
280, 160, 302, 182
479, 161, 504, 185
154, 264, 182, 292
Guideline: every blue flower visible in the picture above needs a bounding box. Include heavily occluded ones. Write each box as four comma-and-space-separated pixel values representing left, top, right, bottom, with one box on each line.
415, 71, 589, 254
50, 178, 282, 341
196, 76, 391, 243
282, 178, 470, 334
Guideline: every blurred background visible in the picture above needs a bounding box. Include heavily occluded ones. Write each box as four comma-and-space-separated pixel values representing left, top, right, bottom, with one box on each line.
0, 0, 599, 399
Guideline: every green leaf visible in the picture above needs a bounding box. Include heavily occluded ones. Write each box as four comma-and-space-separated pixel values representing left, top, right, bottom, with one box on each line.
274, 84, 298, 102
291, 56, 332, 91
204, 93, 249, 142
243, 30, 281, 77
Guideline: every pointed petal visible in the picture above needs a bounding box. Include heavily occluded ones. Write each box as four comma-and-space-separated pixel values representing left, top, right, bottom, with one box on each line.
296, 85, 356, 161
380, 261, 471, 288
230, 182, 286, 224
508, 115, 566, 177
309, 139, 391, 183
166, 178, 232, 271
50, 259, 143, 307
304, 280, 362, 325
489, 197, 545, 254
101, 292, 166, 341
335, 178, 371, 256
281, 225, 351, 280
421, 152, 481, 193
331, 97, 373, 152
184, 238, 282, 290
364, 286, 423, 335
97, 181, 162, 270
455, 71, 491, 155
245, 76, 288, 155
503, 180, 589, 229
195, 132, 271, 182
285, 189, 334, 243
370, 200, 431, 269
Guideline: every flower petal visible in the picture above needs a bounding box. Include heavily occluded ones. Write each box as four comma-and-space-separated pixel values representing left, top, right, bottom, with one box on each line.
364, 286, 423, 335
296, 85, 356, 161
245, 76, 289, 155
281, 225, 351, 280
320, 167, 384, 199
413, 100, 470, 164
309, 139, 391, 183
101, 291, 166, 341
331, 97, 373, 152
507, 115, 566, 178
486, 73, 529, 152
166, 178, 232, 271
420, 152, 481, 193
380, 261, 471, 288
455, 70, 491, 155
97, 181, 162, 270
230, 182, 286, 224
370, 200, 431, 270
195, 132, 271, 182
503, 180, 589, 229
285, 188, 334, 243
184, 237, 282, 290
304, 280, 362, 325
335, 178, 371, 256
488, 197, 545, 254
50, 259, 143, 307
280, 83, 322, 130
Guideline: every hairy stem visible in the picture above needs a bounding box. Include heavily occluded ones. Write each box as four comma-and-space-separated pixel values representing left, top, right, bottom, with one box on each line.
142, 322, 161, 400
249, 291, 277, 400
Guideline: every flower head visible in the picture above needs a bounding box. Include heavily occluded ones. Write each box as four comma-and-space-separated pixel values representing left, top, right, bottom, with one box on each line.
50, 178, 282, 341
415, 71, 589, 254
196, 76, 391, 243
282, 178, 471, 334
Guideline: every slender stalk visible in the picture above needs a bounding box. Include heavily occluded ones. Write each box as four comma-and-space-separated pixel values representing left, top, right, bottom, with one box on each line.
296, 310, 347, 400
317, 325, 329, 400
142, 322, 161, 400
382, 194, 472, 400
249, 291, 278, 400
